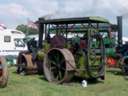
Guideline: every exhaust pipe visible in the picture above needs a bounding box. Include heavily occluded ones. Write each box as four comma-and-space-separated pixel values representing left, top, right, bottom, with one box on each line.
117, 16, 123, 45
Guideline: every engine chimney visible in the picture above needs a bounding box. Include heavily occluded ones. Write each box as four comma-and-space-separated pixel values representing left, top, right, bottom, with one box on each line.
117, 16, 123, 45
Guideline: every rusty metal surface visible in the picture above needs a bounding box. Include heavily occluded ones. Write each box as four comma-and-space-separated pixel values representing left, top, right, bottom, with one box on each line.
0, 56, 8, 88
43, 48, 75, 83
17, 51, 38, 74
59, 48, 76, 71
22, 53, 37, 70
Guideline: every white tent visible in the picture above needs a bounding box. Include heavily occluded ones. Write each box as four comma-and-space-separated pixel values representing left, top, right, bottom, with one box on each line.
123, 37, 128, 44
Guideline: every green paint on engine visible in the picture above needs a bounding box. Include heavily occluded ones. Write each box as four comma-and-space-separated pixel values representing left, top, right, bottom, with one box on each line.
106, 48, 116, 57
37, 50, 45, 61
36, 42, 50, 61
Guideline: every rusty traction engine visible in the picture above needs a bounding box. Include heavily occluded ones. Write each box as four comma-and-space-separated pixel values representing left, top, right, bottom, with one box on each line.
16, 17, 110, 83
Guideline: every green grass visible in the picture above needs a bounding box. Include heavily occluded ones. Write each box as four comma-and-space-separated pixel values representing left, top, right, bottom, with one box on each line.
0, 67, 128, 96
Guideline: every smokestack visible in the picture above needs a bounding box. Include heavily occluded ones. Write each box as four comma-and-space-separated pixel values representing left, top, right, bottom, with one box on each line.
117, 16, 123, 45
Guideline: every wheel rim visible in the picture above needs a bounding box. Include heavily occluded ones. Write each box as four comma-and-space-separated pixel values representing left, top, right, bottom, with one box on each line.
87, 34, 105, 78
0, 56, 8, 87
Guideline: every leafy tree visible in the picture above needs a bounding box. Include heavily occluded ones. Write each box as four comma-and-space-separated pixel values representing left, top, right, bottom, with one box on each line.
16, 24, 38, 35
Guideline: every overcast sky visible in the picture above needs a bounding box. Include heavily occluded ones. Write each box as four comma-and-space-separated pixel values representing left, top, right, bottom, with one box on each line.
0, 0, 128, 36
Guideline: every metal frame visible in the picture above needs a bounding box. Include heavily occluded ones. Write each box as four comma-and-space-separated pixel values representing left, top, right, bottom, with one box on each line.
38, 17, 110, 48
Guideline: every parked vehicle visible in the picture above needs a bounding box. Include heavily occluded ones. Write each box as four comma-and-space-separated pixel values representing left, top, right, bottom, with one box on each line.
17, 16, 108, 82
0, 29, 27, 56
17, 16, 128, 83
0, 29, 27, 65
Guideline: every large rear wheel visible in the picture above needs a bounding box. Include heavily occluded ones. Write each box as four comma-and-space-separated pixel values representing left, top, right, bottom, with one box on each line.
43, 48, 75, 84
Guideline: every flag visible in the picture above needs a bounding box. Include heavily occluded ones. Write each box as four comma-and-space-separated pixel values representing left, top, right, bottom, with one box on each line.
27, 19, 38, 29
0, 23, 7, 30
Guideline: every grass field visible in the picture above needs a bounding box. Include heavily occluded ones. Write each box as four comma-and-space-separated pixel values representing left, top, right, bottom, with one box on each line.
0, 67, 128, 96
